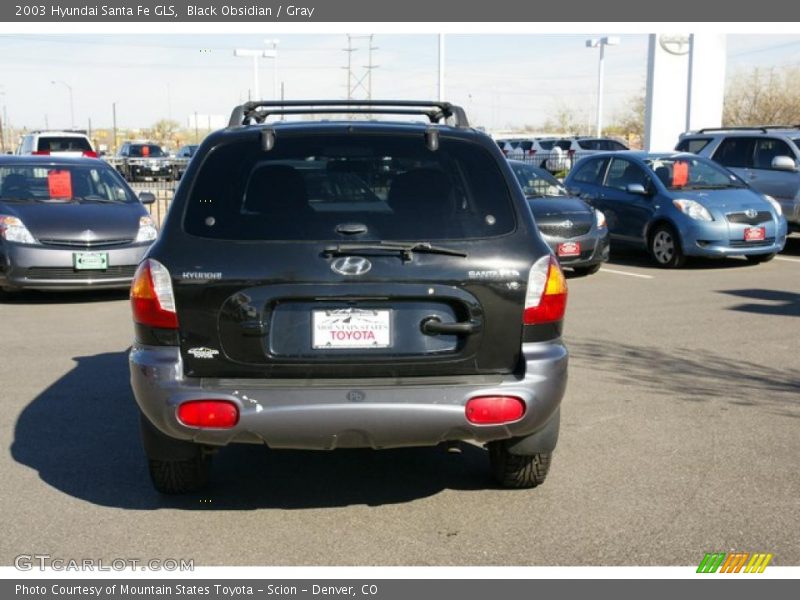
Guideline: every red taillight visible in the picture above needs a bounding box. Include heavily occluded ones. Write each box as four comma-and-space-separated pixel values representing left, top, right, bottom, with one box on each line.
32, 150, 50, 155
523, 256, 568, 325
82, 150, 98, 158
130, 259, 178, 329
466, 396, 526, 425
177, 400, 239, 429
528, 149, 537, 156
567, 149, 575, 158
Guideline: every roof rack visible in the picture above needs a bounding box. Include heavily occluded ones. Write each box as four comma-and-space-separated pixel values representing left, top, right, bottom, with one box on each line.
227, 100, 470, 129
696, 125, 800, 134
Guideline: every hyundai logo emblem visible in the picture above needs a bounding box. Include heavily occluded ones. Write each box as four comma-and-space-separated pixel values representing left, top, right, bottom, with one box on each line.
331, 256, 372, 276
745, 209, 758, 219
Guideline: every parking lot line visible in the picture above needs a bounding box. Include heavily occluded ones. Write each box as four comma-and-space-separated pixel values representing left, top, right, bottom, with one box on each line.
599, 268, 655, 279
775, 256, 800, 264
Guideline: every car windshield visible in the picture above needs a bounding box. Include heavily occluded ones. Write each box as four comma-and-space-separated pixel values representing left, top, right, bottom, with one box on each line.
644, 157, 746, 190
184, 134, 516, 241
510, 163, 567, 198
129, 145, 167, 158
0, 164, 135, 203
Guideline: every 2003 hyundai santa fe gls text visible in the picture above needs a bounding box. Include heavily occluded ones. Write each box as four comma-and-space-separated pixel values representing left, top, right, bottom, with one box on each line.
128, 100, 569, 494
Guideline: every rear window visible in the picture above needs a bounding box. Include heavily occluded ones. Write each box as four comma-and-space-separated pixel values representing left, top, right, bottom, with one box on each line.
37, 137, 92, 152
555, 140, 572, 151
184, 134, 516, 241
538, 140, 555, 150
577, 140, 598, 150
675, 137, 712, 154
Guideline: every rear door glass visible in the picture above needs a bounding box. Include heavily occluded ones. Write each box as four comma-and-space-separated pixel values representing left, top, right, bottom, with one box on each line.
184, 134, 516, 241
675, 137, 712, 153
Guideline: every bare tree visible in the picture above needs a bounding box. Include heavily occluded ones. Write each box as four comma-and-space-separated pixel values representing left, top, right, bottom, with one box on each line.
606, 89, 645, 145
540, 105, 592, 136
723, 66, 800, 126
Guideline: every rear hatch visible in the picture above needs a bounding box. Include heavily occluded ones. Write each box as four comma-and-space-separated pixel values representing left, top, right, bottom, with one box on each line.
163, 128, 539, 379
36, 136, 94, 158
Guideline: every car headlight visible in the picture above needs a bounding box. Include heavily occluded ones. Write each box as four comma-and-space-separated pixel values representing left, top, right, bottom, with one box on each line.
763, 194, 782, 217
673, 199, 713, 222
0, 215, 38, 244
135, 215, 158, 242
595, 209, 607, 228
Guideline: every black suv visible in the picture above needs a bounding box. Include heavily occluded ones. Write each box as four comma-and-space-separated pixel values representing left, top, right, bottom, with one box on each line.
129, 101, 569, 494
115, 141, 174, 182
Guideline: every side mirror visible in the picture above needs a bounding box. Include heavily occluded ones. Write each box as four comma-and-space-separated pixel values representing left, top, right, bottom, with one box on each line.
139, 192, 156, 205
626, 183, 648, 195
771, 156, 797, 172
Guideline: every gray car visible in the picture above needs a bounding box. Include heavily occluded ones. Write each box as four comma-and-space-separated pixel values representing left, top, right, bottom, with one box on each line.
677, 127, 800, 231
0, 156, 157, 292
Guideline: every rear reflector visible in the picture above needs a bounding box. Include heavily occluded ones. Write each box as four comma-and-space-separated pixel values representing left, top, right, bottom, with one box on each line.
130, 259, 178, 329
177, 400, 239, 429
466, 396, 526, 425
523, 255, 568, 325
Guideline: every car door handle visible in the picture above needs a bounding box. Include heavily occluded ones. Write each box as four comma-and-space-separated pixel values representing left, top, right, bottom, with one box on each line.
421, 317, 481, 336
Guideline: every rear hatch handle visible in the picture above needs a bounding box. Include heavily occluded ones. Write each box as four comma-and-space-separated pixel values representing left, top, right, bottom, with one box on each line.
421, 316, 481, 336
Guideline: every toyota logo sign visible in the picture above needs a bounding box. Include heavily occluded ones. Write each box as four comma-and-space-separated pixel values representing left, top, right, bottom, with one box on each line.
331, 256, 372, 276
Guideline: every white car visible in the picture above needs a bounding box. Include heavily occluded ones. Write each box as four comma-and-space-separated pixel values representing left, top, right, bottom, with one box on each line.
16, 131, 97, 158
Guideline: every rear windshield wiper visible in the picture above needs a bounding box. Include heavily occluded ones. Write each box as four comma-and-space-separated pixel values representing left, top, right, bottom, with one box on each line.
323, 241, 467, 261
73, 196, 120, 204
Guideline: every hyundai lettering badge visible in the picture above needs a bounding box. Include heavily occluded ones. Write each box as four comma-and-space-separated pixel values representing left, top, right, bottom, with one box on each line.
331, 256, 372, 276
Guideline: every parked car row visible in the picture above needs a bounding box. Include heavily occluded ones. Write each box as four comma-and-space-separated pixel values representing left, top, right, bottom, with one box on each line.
14, 131, 200, 183
497, 136, 629, 173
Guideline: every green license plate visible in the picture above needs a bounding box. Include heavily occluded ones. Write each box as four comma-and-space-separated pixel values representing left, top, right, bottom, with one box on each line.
73, 252, 108, 270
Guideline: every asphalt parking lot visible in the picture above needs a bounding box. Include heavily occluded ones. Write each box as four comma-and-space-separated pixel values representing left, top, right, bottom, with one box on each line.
1, 238, 799, 567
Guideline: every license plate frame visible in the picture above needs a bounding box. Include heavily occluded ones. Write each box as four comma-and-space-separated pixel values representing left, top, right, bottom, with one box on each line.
73, 252, 108, 270
312, 308, 392, 349
744, 226, 766, 242
557, 241, 581, 257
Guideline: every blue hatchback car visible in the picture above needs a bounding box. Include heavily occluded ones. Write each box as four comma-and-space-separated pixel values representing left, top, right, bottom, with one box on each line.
563, 152, 788, 267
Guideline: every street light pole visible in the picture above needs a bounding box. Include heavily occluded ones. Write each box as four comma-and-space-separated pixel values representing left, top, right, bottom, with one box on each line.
112, 101, 118, 154
438, 34, 445, 102
264, 39, 279, 100
586, 37, 620, 137
51, 80, 74, 129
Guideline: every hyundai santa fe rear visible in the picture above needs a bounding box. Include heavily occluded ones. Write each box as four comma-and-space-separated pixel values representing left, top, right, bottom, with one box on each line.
129, 101, 569, 494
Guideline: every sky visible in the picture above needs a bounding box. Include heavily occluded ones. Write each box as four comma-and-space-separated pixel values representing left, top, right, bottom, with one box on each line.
1, 33, 800, 133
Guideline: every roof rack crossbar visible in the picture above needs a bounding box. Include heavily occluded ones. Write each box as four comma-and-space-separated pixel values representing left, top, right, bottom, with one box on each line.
695, 125, 800, 134
227, 100, 470, 128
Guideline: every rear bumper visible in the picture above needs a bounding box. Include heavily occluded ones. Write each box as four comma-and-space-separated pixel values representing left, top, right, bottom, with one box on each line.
130, 341, 568, 451
0, 241, 150, 290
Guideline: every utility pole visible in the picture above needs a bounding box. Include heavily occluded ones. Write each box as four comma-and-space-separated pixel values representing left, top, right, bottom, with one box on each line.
112, 101, 117, 154
51, 80, 74, 129
438, 34, 445, 102
343, 34, 378, 101
194, 111, 199, 143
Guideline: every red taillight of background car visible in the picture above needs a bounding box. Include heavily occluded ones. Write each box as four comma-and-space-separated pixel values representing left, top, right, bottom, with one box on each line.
177, 400, 239, 429
130, 259, 178, 329
32, 150, 50, 155
82, 150, 98, 158
465, 395, 526, 424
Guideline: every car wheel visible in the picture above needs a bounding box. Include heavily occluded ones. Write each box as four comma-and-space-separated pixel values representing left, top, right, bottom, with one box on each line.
572, 264, 602, 277
745, 253, 776, 264
649, 224, 686, 268
487, 442, 552, 489
140, 414, 211, 494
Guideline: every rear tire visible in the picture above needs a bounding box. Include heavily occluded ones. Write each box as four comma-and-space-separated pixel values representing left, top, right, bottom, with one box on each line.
649, 224, 686, 268
745, 253, 776, 264
572, 263, 602, 277
140, 414, 211, 494
488, 442, 552, 489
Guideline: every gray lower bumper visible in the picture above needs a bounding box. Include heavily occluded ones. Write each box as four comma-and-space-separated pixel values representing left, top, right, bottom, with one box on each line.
130, 342, 568, 451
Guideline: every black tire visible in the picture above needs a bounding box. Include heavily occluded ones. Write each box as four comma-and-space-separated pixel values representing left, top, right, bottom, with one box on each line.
572, 263, 602, 277
745, 253, 776, 264
140, 415, 211, 494
148, 455, 211, 495
648, 224, 686, 268
488, 442, 552, 489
